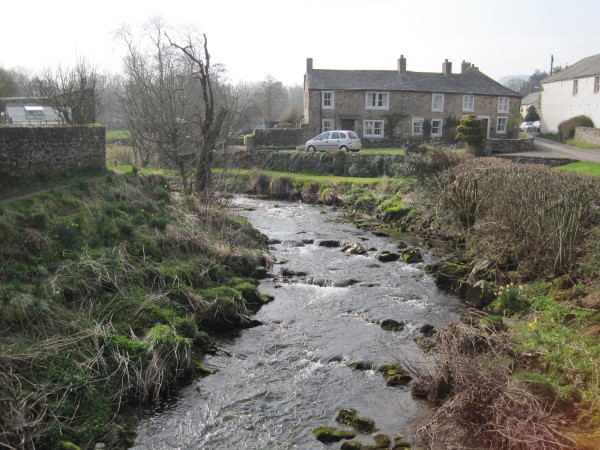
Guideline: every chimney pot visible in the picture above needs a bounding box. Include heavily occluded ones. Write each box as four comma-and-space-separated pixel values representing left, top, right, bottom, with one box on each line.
442, 59, 452, 75
461, 60, 473, 73
398, 54, 407, 73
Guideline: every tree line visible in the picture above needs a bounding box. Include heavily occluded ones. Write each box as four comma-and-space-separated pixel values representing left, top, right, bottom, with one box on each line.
0, 19, 303, 193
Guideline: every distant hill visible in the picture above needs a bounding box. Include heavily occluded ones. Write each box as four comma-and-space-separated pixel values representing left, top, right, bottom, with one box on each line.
498, 75, 528, 84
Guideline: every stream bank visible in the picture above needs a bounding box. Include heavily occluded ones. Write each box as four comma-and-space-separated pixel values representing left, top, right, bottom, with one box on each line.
132, 197, 464, 448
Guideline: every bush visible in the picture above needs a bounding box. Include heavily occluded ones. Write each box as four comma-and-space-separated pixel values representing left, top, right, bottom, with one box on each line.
558, 115, 594, 141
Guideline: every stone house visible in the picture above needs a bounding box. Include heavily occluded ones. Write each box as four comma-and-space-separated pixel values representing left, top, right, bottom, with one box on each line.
541, 53, 600, 133
303, 56, 521, 142
520, 91, 541, 119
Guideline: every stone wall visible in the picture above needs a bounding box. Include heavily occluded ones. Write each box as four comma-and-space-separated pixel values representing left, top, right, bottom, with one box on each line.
486, 137, 534, 154
0, 125, 106, 179
493, 155, 577, 167
574, 126, 600, 145
222, 149, 404, 176
245, 126, 312, 149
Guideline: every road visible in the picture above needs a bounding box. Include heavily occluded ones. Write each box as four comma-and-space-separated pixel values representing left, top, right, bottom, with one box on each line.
505, 136, 600, 163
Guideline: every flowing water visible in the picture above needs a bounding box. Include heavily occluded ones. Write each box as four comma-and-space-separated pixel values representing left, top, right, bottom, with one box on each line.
132, 198, 464, 449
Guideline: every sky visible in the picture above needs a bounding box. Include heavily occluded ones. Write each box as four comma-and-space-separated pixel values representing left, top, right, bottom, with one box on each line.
2, 0, 600, 86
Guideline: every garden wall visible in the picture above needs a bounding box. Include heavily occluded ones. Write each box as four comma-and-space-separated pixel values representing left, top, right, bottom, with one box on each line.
245, 125, 312, 149
486, 137, 534, 154
0, 125, 106, 180
220, 149, 405, 177
494, 155, 577, 167
574, 127, 600, 146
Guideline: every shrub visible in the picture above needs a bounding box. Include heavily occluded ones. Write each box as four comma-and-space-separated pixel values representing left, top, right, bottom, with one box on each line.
269, 176, 294, 199
558, 115, 594, 141
51, 220, 81, 249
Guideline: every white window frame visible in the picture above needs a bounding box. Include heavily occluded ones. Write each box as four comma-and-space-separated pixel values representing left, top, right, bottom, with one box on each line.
431, 119, 443, 137
594, 76, 600, 94
432, 93, 444, 112
365, 92, 389, 110
496, 117, 508, 134
322, 91, 334, 109
497, 97, 509, 113
573, 79, 579, 96
322, 119, 334, 132
363, 120, 385, 138
412, 117, 424, 136
462, 94, 474, 112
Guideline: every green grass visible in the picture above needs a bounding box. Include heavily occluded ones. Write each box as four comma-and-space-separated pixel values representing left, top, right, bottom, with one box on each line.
566, 139, 600, 150
556, 161, 600, 177
106, 130, 131, 140
0, 166, 109, 202
360, 148, 405, 155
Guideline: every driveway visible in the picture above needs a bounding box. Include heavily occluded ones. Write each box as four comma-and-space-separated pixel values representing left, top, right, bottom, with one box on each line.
505, 137, 600, 163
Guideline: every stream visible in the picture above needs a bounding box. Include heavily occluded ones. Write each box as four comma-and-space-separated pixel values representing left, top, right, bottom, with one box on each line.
132, 197, 464, 449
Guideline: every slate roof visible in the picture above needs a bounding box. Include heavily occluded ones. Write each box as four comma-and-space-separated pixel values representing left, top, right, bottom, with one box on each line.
543, 53, 600, 83
306, 67, 521, 97
521, 91, 541, 105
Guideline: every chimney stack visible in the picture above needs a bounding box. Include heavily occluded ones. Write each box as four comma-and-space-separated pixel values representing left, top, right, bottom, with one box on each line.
442, 59, 452, 75
307, 58, 313, 71
461, 60, 473, 73
398, 55, 407, 73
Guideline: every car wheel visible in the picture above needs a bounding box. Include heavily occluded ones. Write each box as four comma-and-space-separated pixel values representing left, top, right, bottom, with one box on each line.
340, 145, 349, 152
308, 145, 316, 153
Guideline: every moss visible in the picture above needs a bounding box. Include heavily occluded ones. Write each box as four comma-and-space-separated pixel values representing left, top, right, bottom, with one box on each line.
380, 319, 405, 331
372, 433, 392, 448
377, 363, 412, 386
336, 408, 378, 433
312, 426, 356, 443
58, 442, 82, 450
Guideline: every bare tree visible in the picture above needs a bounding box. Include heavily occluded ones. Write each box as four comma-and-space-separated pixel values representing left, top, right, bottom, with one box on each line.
258, 75, 288, 126
167, 30, 227, 192
32, 58, 102, 124
0, 66, 20, 97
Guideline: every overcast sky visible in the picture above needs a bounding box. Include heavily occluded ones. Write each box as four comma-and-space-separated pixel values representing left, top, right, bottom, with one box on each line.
3, 0, 599, 85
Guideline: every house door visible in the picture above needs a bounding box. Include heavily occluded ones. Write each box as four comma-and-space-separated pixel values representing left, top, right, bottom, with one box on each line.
478, 116, 490, 138
340, 119, 355, 131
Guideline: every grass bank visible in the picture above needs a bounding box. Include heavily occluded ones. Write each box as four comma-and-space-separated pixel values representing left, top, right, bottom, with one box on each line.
0, 171, 272, 449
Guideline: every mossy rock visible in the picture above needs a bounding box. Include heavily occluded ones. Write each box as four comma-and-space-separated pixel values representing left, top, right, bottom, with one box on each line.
349, 361, 373, 371
376, 251, 400, 263
419, 324, 436, 337
396, 240, 408, 249
373, 434, 392, 448
380, 318, 405, 331
377, 363, 412, 386
340, 441, 363, 449
392, 433, 412, 448
401, 248, 423, 264
343, 243, 367, 255
424, 261, 470, 289
312, 426, 356, 443
336, 408, 378, 433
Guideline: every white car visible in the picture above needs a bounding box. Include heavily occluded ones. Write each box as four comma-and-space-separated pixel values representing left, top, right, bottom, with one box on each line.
519, 121, 534, 131
305, 130, 361, 152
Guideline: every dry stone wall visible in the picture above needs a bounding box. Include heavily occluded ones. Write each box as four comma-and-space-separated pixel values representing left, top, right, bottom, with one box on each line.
574, 127, 600, 146
0, 125, 105, 180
